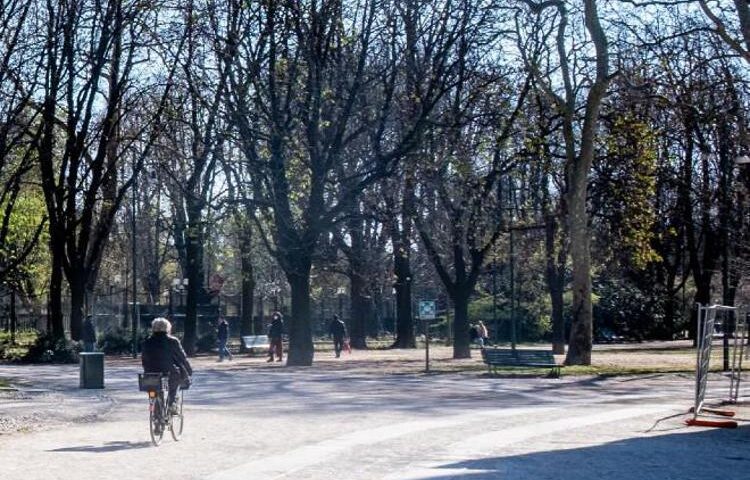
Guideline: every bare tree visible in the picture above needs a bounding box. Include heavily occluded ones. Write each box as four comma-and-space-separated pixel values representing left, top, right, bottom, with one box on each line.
226, 0, 465, 365
520, 0, 612, 365
35, 0, 184, 340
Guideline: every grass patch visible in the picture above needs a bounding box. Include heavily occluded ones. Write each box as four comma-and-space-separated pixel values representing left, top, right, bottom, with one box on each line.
0, 378, 8, 388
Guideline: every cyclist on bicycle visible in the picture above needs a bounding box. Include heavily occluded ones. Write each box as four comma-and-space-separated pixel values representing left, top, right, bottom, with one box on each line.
141, 317, 193, 414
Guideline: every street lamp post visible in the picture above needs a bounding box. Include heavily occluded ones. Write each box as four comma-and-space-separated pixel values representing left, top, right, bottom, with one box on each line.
507, 223, 546, 352
131, 167, 138, 359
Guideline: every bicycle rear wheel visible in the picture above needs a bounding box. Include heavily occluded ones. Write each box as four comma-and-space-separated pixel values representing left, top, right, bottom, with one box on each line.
149, 400, 165, 446
170, 390, 184, 441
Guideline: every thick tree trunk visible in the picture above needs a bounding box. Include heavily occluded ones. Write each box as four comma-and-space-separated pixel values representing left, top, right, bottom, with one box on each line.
392, 251, 415, 348
48, 246, 65, 340
452, 291, 471, 359
68, 275, 86, 341
565, 214, 592, 365
545, 214, 566, 354
346, 215, 369, 349
349, 270, 369, 349
183, 220, 204, 356
561, 0, 609, 366
239, 230, 255, 346
286, 262, 314, 366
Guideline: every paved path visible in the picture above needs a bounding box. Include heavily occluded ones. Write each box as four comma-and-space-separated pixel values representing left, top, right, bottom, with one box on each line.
1, 357, 749, 480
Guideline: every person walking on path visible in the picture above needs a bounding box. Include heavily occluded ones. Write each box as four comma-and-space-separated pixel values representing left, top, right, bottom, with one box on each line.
267, 312, 284, 362
217, 317, 233, 361
82, 315, 97, 352
477, 321, 489, 348
469, 323, 482, 349
328, 314, 347, 358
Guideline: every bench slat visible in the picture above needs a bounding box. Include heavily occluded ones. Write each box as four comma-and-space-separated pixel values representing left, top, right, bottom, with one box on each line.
242, 335, 270, 349
482, 348, 561, 377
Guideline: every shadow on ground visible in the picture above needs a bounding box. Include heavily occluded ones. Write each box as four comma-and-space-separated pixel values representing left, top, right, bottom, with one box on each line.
49, 441, 152, 453
415, 425, 750, 479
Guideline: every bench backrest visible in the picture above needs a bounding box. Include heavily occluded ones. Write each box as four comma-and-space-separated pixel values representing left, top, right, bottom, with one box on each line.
483, 348, 556, 365
242, 335, 269, 348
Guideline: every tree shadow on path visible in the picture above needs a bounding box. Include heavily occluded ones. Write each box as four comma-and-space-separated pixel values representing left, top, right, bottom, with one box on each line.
410, 425, 750, 480
48, 441, 152, 453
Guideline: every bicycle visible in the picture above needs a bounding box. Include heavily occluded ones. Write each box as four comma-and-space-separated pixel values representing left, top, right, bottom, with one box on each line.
138, 373, 186, 446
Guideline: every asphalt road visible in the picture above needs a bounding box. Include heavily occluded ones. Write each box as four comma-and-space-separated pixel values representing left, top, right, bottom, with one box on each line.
1, 357, 749, 480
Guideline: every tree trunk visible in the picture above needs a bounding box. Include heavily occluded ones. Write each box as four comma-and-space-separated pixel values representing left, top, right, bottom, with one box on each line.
240, 232, 255, 348
392, 251, 415, 348
286, 262, 314, 366
561, 0, 610, 366
664, 270, 677, 338
48, 246, 65, 340
545, 214, 566, 354
183, 220, 204, 356
565, 177, 593, 365
452, 290, 471, 359
10, 289, 16, 345
68, 275, 86, 341
346, 215, 369, 349
349, 270, 369, 349
256, 296, 264, 335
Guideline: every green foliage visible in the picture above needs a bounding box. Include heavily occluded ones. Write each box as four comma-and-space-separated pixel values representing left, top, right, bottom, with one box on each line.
97, 328, 148, 355
22, 332, 79, 364
0, 330, 38, 362
600, 116, 661, 269
593, 276, 658, 340
0, 186, 50, 293
468, 291, 551, 342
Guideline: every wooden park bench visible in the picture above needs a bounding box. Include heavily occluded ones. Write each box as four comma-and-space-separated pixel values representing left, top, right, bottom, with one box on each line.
241, 335, 270, 353
481, 348, 562, 377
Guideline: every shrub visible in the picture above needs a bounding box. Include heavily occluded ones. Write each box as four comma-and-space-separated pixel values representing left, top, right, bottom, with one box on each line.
23, 332, 79, 364
98, 328, 131, 354
0, 330, 39, 362
98, 328, 150, 354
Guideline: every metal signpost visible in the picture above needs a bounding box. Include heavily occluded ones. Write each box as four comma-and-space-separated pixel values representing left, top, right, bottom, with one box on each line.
419, 301, 436, 373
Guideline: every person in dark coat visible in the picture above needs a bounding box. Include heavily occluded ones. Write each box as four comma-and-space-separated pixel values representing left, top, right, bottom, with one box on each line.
142, 317, 193, 412
267, 312, 284, 362
217, 317, 233, 361
82, 315, 97, 352
328, 314, 347, 358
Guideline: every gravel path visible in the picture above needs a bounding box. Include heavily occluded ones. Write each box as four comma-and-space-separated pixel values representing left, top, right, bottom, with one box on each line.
0, 346, 749, 479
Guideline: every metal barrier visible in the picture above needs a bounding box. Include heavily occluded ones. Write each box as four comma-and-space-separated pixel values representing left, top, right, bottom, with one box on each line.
690, 304, 746, 427
729, 309, 748, 404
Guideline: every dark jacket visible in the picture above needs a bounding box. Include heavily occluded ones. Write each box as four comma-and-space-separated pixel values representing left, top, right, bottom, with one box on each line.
268, 317, 284, 339
141, 332, 193, 378
329, 319, 346, 339
217, 321, 229, 341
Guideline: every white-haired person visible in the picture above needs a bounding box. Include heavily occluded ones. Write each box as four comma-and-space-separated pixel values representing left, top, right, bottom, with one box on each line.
141, 317, 193, 414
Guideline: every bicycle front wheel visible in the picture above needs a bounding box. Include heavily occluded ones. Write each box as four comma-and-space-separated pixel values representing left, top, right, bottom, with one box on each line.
149, 400, 165, 446
170, 391, 184, 441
